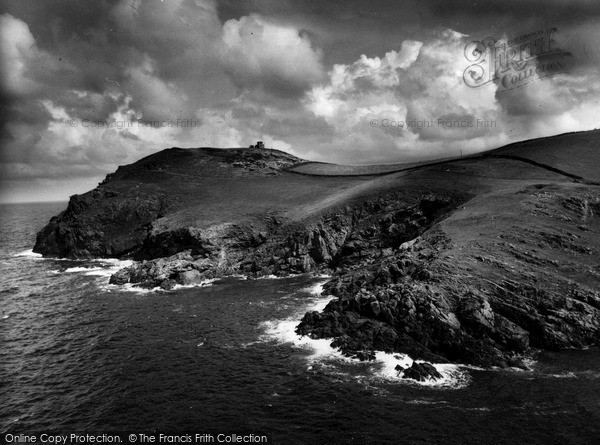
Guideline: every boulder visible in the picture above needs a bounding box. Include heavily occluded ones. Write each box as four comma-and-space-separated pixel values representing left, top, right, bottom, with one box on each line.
109, 267, 131, 285
160, 279, 177, 290
401, 362, 443, 382
177, 269, 202, 285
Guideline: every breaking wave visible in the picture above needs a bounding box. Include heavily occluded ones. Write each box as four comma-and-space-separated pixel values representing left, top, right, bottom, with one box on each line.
259, 280, 471, 389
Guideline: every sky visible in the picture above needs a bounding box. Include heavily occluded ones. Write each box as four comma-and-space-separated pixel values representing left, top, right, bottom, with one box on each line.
1, 0, 599, 202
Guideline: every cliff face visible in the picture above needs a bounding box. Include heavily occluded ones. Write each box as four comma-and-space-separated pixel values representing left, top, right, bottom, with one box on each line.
33, 131, 600, 372
108, 191, 467, 289
33, 190, 168, 258
33, 147, 304, 259
297, 183, 600, 368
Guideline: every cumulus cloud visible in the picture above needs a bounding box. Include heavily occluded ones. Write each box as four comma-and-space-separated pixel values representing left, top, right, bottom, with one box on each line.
0, 13, 38, 95
298, 24, 600, 163
301, 30, 505, 162
220, 14, 325, 96
124, 56, 187, 122
0, 1, 328, 194
1, 0, 599, 202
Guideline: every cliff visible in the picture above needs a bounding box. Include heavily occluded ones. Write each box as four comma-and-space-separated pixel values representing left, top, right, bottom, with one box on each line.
34, 131, 600, 374
34, 147, 304, 259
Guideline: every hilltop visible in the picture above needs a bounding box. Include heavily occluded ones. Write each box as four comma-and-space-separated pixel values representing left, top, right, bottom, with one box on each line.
33, 130, 600, 376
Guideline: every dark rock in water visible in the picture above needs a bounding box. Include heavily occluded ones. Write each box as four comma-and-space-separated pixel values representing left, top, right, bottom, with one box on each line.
506, 356, 529, 370
401, 362, 443, 382
176, 269, 202, 285
350, 350, 376, 361
109, 268, 131, 285
160, 279, 177, 290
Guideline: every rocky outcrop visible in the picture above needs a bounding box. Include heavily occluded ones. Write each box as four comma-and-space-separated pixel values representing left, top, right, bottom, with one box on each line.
296, 184, 600, 370
108, 251, 222, 289
33, 136, 600, 374
33, 147, 304, 259
399, 362, 443, 382
33, 190, 168, 258
106, 192, 466, 291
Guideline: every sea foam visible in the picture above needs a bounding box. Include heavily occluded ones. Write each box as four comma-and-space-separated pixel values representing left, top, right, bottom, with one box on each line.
63, 259, 134, 278
14, 250, 43, 258
260, 279, 471, 389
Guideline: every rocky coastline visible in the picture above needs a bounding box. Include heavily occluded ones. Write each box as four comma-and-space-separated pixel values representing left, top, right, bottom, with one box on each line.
33, 137, 600, 381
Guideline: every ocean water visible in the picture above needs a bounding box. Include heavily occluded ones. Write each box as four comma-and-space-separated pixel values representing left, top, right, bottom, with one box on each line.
1, 202, 599, 444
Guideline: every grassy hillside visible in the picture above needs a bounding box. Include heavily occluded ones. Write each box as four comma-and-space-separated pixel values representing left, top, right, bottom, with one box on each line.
294, 130, 600, 368
34, 129, 600, 369
487, 130, 600, 182
289, 129, 600, 182
34, 130, 600, 259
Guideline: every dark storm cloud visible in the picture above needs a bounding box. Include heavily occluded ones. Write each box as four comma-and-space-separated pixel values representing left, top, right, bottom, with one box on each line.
219, 0, 600, 68
0, 0, 228, 196
0, 0, 599, 202
1, 0, 229, 116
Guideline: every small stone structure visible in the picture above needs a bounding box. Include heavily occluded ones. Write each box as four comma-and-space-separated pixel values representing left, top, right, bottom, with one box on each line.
249, 141, 265, 149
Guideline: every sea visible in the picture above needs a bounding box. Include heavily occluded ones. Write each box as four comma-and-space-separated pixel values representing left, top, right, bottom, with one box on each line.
1, 202, 599, 444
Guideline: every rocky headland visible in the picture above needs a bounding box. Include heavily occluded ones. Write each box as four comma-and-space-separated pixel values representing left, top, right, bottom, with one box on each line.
34, 131, 600, 379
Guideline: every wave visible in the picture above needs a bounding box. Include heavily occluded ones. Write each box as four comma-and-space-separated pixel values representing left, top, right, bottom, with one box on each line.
256, 272, 331, 281
404, 401, 491, 412
405, 399, 450, 406
259, 281, 471, 389
41, 258, 163, 291
63, 266, 111, 276
14, 250, 134, 270
114, 271, 330, 294
303, 280, 329, 298
102, 283, 166, 294
540, 372, 577, 379
367, 353, 471, 389
537, 370, 600, 379
99, 276, 217, 293
13, 250, 135, 269
256, 274, 300, 280
14, 249, 43, 258
59, 259, 133, 277
516, 357, 537, 371
171, 278, 218, 290
63, 266, 97, 273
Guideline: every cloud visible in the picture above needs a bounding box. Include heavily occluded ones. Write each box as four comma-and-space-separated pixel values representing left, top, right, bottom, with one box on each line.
299, 24, 600, 163
1, 0, 599, 202
124, 55, 187, 122
0, 1, 329, 187
494, 70, 600, 139
301, 30, 504, 162
0, 1, 230, 202
304, 40, 425, 130
0, 13, 48, 96
220, 13, 325, 96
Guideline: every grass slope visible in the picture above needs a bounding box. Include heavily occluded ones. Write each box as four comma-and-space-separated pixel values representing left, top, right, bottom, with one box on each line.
35, 130, 600, 263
